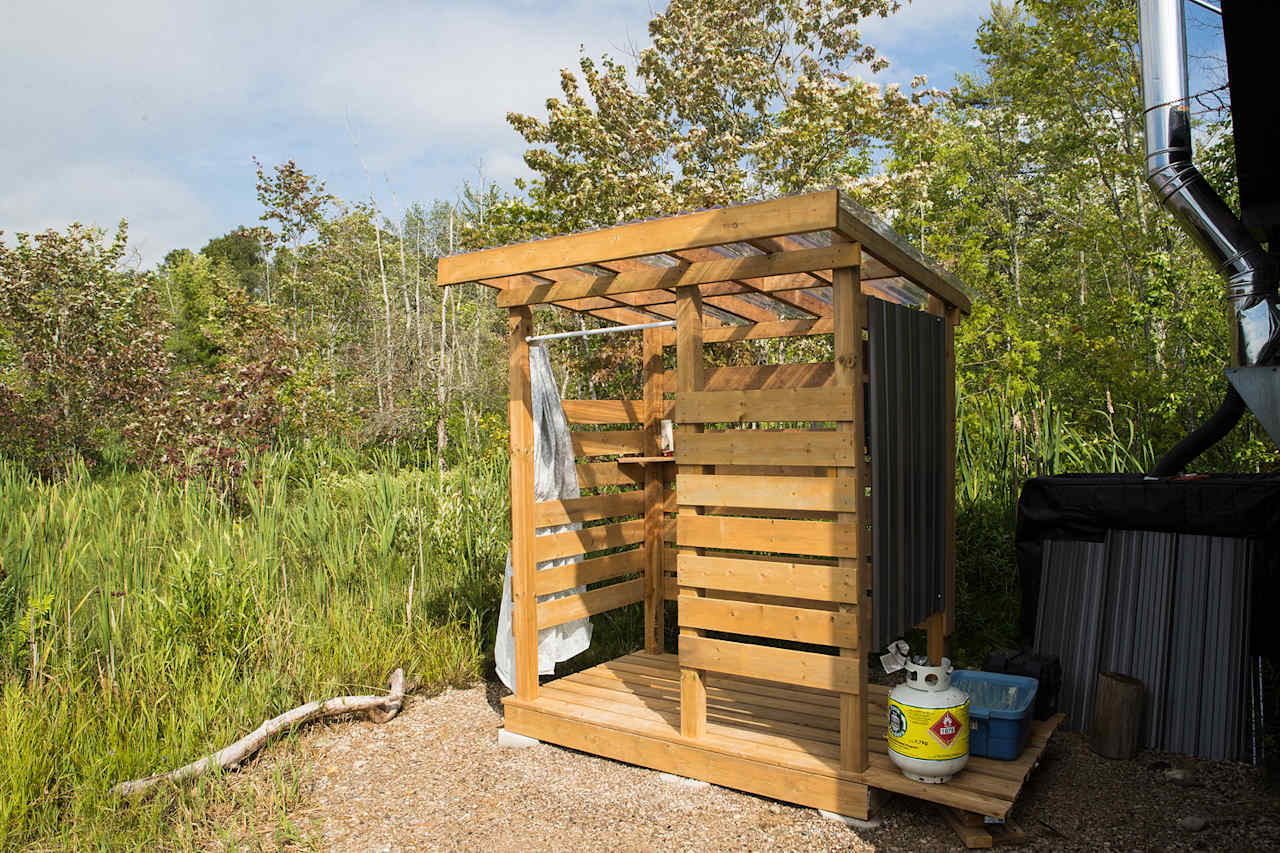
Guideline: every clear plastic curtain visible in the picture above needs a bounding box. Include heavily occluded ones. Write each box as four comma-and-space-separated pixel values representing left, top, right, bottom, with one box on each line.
495, 345, 592, 690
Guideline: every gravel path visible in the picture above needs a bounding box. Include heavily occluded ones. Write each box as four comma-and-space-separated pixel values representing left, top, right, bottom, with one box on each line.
239, 682, 1280, 852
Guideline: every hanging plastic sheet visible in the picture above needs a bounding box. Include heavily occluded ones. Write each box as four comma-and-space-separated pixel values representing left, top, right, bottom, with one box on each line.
495, 345, 592, 690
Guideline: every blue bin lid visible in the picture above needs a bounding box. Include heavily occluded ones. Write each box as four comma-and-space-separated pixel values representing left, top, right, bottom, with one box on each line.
950, 670, 1038, 720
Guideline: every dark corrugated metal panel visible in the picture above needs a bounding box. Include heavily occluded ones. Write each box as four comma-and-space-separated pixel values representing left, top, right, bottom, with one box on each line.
1035, 530, 1253, 760
1098, 531, 1174, 747
868, 297, 946, 649
1162, 534, 1253, 759
1034, 539, 1107, 730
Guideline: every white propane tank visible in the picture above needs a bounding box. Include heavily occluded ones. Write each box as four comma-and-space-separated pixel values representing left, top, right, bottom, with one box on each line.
886, 657, 970, 783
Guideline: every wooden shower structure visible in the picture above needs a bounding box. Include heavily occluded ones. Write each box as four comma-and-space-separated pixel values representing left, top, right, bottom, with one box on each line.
438, 190, 1057, 821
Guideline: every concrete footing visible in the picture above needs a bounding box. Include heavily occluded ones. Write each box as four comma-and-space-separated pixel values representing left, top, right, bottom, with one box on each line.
497, 728, 541, 748
658, 772, 711, 790
819, 809, 882, 830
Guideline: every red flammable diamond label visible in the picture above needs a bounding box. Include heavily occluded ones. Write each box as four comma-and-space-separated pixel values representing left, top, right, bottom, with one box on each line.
930, 710, 961, 747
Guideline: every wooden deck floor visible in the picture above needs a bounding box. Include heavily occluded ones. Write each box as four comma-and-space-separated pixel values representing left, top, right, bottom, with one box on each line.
503, 652, 1063, 820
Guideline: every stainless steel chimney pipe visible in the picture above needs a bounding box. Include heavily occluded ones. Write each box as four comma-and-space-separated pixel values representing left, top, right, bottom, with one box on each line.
1138, 0, 1280, 367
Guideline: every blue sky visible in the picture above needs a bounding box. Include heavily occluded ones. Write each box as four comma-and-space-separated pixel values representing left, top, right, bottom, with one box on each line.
1, 1, 1225, 268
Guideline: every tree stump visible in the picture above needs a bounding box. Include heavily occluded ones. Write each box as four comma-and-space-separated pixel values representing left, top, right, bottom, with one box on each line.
1089, 671, 1143, 759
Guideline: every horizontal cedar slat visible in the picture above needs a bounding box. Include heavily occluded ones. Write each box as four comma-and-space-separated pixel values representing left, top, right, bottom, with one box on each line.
576, 462, 644, 489
711, 464, 835, 478
677, 430, 856, 467
535, 547, 647, 596
438, 190, 839, 285
537, 578, 645, 629
534, 491, 645, 526
536, 518, 645, 562
699, 506, 837, 522
664, 362, 835, 392
700, 588, 839, 612
676, 474, 856, 512
678, 515, 859, 559
572, 430, 646, 457
677, 553, 857, 604
561, 399, 643, 424
678, 635, 861, 693
676, 387, 855, 424
679, 595, 858, 647
496, 243, 860, 307
659, 317, 837, 347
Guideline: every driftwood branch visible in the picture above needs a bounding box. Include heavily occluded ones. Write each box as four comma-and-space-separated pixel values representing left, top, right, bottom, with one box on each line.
112, 668, 406, 797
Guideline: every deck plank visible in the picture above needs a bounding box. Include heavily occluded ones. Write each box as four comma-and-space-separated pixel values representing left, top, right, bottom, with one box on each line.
512, 653, 1057, 818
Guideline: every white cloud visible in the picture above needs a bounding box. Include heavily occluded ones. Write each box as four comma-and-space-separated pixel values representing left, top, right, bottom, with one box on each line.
0, 161, 218, 268
0, 1, 988, 267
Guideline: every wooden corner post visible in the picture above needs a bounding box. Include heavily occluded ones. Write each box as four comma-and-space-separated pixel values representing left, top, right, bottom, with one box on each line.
508, 306, 538, 701
675, 285, 707, 739
923, 296, 955, 663
642, 326, 665, 653
833, 261, 870, 773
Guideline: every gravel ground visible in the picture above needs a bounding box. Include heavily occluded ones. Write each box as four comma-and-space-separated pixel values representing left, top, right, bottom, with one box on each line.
231, 682, 1280, 852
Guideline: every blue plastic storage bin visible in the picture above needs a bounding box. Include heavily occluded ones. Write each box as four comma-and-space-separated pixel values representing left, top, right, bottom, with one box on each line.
950, 670, 1038, 760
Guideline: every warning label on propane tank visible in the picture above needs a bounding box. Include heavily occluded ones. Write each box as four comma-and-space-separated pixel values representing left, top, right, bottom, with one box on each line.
886, 698, 969, 760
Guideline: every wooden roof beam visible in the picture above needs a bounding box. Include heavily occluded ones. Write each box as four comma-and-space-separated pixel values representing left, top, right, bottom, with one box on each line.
671, 246, 829, 319
439, 190, 840, 285
496, 243, 858, 309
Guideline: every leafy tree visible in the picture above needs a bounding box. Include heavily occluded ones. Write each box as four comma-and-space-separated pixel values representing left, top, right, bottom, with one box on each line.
201, 227, 265, 298
507, 0, 921, 229
252, 158, 335, 308
0, 222, 171, 473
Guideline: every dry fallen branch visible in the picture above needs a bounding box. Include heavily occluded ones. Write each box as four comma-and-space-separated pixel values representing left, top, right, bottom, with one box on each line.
112, 668, 406, 797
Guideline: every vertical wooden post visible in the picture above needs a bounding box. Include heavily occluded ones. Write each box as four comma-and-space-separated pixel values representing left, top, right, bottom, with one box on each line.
676, 285, 707, 739
642, 326, 665, 654
508, 307, 538, 701
925, 611, 946, 665
922, 296, 955, 662
833, 260, 869, 773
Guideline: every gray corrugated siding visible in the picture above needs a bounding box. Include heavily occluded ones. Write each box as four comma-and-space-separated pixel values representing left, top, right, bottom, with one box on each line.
1035, 530, 1253, 760
868, 297, 946, 650
1035, 539, 1107, 733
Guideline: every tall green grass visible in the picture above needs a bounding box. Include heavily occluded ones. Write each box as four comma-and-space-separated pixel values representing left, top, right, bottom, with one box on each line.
948, 387, 1153, 661
0, 445, 509, 849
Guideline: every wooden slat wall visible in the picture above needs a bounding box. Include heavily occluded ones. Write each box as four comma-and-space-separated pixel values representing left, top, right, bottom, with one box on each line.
669, 252, 869, 752
530, 393, 665, 634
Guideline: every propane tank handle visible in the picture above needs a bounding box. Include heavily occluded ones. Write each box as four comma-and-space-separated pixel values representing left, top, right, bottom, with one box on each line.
903, 657, 954, 692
